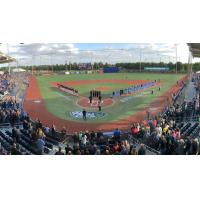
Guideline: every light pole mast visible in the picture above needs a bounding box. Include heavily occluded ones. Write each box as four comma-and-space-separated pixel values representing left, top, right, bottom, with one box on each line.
139, 48, 142, 72
188, 49, 193, 74
175, 44, 178, 74
51, 53, 54, 72
6, 43, 11, 74
32, 55, 34, 75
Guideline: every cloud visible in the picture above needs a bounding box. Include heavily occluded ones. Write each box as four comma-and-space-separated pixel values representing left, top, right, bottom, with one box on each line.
0, 43, 190, 66
1, 43, 79, 57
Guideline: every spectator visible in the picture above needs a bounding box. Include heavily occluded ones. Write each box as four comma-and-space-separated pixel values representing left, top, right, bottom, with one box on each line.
131, 124, 139, 137
36, 128, 46, 140
176, 139, 185, 155
51, 124, 56, 135
113, 142, 121, 154
188, 139, 199, 155
61, 126, 67, 137
44, 126, 51, 134
12, 126, 21, 143
81, 134, 87, 146
36, 119, 43, 129
36, 138, 45, 155
138, 144, 146, 155
105, 149, 110, 155
120, 144, 128, 155
113, 128, 121, 141
10, 143, 21, 155
55, 147, 64, 155
0, 143, 4, 155
65, 145, 72, 155
95, 149, 101, 155
129, 145, 138, 155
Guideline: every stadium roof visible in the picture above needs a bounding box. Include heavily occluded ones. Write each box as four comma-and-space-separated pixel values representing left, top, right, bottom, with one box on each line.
188, 43, 200, 58
0, 51, 15, 64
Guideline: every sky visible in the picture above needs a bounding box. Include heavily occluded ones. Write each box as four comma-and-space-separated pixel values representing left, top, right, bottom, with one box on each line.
0, 43, 197, 67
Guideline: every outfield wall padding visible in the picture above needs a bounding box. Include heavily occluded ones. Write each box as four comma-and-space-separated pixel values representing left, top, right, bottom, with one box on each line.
103, 66, 119, 73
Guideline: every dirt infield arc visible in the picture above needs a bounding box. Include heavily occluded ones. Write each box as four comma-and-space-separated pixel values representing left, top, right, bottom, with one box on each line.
24, 76, 187, 133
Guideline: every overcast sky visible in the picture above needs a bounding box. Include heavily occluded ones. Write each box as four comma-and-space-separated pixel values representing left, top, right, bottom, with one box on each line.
0, 43, 197, 67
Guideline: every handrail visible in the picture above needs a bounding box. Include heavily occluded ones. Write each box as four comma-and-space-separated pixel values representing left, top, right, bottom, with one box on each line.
0, 122, 23, 128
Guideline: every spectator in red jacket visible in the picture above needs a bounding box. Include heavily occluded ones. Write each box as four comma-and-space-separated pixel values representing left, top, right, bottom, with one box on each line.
113, 142, 121, 153
131, 124, 139, 137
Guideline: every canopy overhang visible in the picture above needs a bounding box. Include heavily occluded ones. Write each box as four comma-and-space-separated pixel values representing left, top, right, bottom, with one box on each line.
0, 52, 15, 64
188, 43, 200, 58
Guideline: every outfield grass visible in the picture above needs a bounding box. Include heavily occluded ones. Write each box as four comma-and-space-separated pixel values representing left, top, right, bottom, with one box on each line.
36, 73, 184, 123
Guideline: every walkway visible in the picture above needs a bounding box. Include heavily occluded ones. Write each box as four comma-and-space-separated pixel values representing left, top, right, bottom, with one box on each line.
185, 81, 196, 102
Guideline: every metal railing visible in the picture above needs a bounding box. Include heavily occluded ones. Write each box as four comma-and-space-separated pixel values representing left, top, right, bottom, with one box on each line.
128, 134, 160, 155
0, 122, 23, 128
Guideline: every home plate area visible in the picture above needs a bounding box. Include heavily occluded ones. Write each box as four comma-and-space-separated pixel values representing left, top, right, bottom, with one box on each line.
90, 100, 102, 107
77, 97, 114, 108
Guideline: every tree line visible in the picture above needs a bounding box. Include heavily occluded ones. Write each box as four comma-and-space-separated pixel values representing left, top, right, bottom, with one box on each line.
1, 62, 200, 72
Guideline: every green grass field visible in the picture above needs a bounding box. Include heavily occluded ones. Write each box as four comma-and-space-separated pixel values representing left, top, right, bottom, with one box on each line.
36, 73, 185, 123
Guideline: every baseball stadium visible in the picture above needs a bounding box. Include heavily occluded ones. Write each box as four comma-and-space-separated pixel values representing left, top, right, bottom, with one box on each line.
0, 43, 200, 155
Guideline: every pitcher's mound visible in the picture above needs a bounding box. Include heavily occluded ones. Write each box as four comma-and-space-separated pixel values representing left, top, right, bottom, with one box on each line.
77, 97, 114, 108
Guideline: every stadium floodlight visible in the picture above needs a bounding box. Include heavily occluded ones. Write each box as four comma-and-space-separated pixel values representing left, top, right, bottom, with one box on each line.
139, 48, 142, 72
188, 49, 193, 73
174, 43, 178, 74
6, 43, 10, 73
15, 43, 25, 70
49, 52, 54, 72
32, 55, 35, 74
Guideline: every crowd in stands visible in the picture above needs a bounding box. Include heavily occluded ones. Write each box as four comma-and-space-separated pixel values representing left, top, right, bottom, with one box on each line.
130, 101, 200, 155
0, 110, 148, 155
0, 73, 15, 95
0, 72, 74, 155
53, 129, 147, 155
0, 96, 22, 124
0, 99, 148, 155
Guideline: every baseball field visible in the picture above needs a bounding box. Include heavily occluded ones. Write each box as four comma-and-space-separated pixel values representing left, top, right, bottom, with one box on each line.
24, 73, 187, 132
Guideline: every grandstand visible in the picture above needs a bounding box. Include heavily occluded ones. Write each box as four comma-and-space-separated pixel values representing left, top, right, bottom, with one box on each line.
0, 43, 200, 155
188, 43, 200, 58
0, 51, 15, 64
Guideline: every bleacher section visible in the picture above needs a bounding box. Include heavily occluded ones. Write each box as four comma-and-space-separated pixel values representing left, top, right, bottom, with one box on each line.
0, 127, 62, 155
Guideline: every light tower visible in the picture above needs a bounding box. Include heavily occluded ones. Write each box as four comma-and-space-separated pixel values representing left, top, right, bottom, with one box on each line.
174, 43, 178, 74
